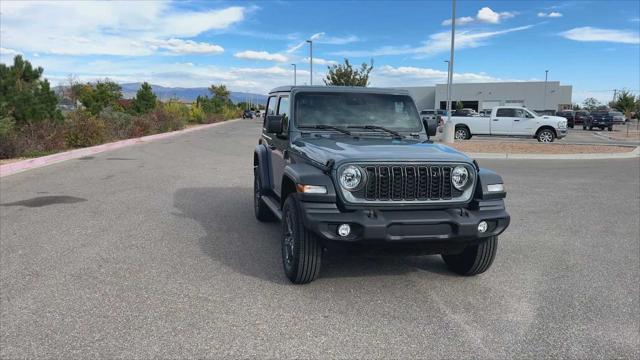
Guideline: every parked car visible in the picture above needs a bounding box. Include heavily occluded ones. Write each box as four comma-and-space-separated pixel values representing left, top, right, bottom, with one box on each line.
420, 109, 446, 120
609, 111, 625, 124
556, 110, 576, 128
242, 109, 254, 119
479, 109, 492, 117
254, 86, 510, 284
452, 108, 478, 117
584, 111, 614, 131
449, 106, 568, 142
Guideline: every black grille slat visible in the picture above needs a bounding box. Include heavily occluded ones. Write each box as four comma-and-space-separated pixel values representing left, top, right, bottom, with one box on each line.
405, 166, 417, 200
365, 166, 377, 200
391, 166, 403, 200
378, 166, 390, 200
429, 167, 441, 199
417, 166, 429, 200
442, 166, 452, 199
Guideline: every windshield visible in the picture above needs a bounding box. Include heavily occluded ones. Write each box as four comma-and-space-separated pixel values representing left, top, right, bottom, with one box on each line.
295, 92, 422, 132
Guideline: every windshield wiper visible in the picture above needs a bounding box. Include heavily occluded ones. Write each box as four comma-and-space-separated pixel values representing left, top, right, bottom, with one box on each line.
347, 125, 404, 139
299, 124, 353, 136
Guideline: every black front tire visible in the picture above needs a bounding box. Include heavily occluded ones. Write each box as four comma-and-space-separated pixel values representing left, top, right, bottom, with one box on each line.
254, 169, 275, 222
536, 128, 555, 142
454, 126, 471, 140
442, 236, 498, 276
281, 195, 322, 284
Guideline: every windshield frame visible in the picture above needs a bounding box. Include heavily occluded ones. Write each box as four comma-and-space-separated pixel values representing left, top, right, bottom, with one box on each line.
292, 90, 424, 133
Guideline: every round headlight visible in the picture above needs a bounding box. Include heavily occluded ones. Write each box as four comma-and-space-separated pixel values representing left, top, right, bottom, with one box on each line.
451, 166, 469, 190
339, 165, 363, 191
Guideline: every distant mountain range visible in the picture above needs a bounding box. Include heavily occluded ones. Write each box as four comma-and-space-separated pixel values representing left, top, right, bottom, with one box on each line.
119, 83, 267, 104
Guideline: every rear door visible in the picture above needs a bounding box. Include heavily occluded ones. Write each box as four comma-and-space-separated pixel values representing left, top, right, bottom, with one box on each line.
491, 108, 516, 135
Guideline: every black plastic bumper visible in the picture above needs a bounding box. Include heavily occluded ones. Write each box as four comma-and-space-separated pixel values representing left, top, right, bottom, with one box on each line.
300, 200, 510, 245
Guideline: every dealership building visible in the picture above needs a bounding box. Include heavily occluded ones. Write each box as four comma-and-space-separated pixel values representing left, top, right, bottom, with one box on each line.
397, 81, 572, 113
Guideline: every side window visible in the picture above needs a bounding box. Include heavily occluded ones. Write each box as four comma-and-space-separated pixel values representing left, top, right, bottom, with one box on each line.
514, 109, 526, 118
277, 96, 290, 134
266, 96, 277, 116
496, 108, 515, 117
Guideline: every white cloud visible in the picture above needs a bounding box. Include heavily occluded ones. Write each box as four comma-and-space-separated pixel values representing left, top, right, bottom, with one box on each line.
442, 16, 475, 26
0, 47, 21, 56
538, 11, 563, 18
316, 35, 360, 44
560, 27, 640, 44
303, 57, 338, 66
151, 39, 224, 54
372, 65, 516, 87
0, 1, 244, 56
631, 17, 640, 22
332, 25, 533, 57
234, 50, 288, 62
442, 7, 516, 26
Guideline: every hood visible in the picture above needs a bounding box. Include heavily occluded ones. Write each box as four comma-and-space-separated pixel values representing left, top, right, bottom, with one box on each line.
291, 135, 472, 166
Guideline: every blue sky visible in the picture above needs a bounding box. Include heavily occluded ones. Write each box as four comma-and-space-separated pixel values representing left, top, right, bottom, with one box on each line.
1, 0, 639, 103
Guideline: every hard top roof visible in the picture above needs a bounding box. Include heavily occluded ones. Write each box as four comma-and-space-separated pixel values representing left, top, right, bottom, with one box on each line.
268, 85, 411, 95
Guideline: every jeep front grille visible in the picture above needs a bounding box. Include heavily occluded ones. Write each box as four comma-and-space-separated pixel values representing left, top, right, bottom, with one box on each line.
341, 163, 474, 204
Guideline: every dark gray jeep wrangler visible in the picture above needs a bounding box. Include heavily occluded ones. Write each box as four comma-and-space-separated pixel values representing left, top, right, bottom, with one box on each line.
254, 86, 510, 284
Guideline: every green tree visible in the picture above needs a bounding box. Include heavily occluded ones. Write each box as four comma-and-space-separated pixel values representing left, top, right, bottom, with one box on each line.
77, 80, 122, 115
612, 89, 637, 119
323, 59, 373, 86
132, 82, 157, 114
572, 103, 581, 110
0, 55, 62, 125
582, 97, 601, 111
208, 84, 230, 102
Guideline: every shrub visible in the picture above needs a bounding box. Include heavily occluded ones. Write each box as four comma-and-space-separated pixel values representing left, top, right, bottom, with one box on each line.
65, 110, 106, 148
188, 104, 206, 124
0, 117, 18, 158
99, 107, 133, 140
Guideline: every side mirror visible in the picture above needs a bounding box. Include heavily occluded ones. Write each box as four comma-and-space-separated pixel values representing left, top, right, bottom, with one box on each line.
265, 115, 284, 133
423, 117, 438, 137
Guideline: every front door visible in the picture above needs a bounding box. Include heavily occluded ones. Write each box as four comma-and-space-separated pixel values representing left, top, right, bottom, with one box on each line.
512, 108, 536, 135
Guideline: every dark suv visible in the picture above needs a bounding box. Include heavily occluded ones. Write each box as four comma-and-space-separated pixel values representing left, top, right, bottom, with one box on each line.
584, 111, 614, 131
254, 86, 510, 284
556, 110, 591, 128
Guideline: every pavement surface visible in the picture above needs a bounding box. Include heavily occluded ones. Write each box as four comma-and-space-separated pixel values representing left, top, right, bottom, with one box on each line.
1, 119, 639, 359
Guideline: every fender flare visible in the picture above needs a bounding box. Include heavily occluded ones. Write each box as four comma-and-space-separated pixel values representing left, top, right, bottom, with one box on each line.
282, 163, 337, 203
253, 144, 271, 192
475, 168, 506, 200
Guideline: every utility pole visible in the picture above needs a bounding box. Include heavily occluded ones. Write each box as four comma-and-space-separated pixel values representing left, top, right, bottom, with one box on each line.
543, 70, 549, 111
306, 40, 313, 85
442, 0, 456, 144
291, 64, 297, 85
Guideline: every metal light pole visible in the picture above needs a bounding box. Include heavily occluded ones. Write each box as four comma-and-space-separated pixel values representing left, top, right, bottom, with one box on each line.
291, 64, 297, 85
444, 60, 450, 111
442, 0, 456, 144
543, 70, 548, 111
306, 40, 313, 85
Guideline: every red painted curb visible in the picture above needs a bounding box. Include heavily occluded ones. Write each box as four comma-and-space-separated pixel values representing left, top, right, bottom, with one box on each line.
0, 119, 242, 177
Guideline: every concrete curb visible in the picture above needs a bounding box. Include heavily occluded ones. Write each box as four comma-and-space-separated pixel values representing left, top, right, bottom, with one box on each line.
0, 119, 243, 177
467, 146, 640, 160
593, 131, 640, 144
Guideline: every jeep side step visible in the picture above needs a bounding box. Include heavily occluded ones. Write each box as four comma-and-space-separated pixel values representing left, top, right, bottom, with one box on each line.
261, 195, 283, 221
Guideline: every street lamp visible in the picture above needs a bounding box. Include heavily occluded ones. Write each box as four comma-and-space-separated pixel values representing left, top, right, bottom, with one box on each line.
291, 64, 297, 85
444, 60, 450, 113
443, 0, 456, 143
306, 40, 313, 85
543, 70, 549, 111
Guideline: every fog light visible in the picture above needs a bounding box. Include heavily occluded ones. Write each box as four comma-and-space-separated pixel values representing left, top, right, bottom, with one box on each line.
337, 224, 351, 237
478, 221, 488, 233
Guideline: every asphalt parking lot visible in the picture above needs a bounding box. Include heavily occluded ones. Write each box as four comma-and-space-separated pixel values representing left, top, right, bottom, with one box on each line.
1, 119, 638, 358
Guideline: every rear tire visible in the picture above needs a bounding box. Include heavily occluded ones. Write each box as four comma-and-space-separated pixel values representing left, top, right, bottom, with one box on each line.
282, 195, 322, 284
442, 236, 498, 276
454, 126, 470, 140
608, 126, 613, 131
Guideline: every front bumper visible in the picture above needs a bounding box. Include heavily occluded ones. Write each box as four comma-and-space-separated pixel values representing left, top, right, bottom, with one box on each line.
557, 128, 568, 138
300, 200, 510, 244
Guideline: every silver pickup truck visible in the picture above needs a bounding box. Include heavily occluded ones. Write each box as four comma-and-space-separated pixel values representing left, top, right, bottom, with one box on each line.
448, 106, 568, 142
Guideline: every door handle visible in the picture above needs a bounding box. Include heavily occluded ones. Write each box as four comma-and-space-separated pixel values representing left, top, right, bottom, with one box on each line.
514, 119, 520, 122
492, 119, 499, 121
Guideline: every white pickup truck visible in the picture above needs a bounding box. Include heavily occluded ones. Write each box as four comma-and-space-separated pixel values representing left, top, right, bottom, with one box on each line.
448, 106, 568, 142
